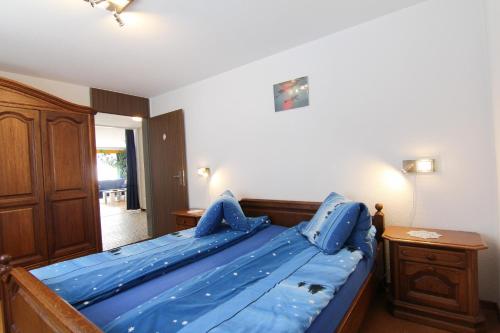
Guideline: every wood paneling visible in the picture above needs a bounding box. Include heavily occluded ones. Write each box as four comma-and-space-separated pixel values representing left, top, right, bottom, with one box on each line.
0, 209, 37, 257
0, 79, 93, 115
52, 200, 87, 250
400, 260, 468, 313
149, 110, 188, 236
0, 115, 32, 196
42, 111, 97, 261
240, 199, 319, 227
90, 88, 149, 118
0, 107, 47, 268
0, 76, 101, 269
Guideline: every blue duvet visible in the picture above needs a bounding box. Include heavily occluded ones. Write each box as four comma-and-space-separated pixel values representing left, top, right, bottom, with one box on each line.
103, 224, 367, 333
31, 217, 269, 309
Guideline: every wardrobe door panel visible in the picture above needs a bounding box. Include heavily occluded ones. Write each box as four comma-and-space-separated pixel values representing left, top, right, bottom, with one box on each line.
50, 121, 84, 191
52, 199, 87, 250
0, 107, 48, 267
42, 111, 97, 261
0, 208, 37, 257
0, 116, 32, 196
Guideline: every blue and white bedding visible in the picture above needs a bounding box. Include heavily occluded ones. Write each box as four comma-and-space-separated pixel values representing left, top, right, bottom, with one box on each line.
31, 217, 269, 309
102, 224, 371, 333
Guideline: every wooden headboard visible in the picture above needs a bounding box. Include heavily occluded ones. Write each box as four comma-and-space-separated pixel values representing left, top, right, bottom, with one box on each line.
240, 199, 385, 241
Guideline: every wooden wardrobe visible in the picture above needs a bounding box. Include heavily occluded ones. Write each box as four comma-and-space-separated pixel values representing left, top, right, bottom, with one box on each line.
0, 77, 101, 269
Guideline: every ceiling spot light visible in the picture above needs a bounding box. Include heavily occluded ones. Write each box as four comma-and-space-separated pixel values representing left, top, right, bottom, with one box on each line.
84, 0, 135, 27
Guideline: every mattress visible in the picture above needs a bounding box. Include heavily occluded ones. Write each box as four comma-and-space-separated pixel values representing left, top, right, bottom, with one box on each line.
81, 225, 376, 332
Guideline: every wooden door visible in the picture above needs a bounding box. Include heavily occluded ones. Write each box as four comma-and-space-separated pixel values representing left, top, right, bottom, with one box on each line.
149, 110, 188, 236
41, 111, 98, 262
0, 107, 48, 268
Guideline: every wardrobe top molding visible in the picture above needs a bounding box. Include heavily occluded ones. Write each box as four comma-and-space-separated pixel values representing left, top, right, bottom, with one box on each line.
0, 76, 95, 115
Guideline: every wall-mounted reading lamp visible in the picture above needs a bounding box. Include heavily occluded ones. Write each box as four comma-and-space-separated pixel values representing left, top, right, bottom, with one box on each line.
197, 167, 211, 178
401, 159, 436, 174
402, 158, 436, 227
84, 0, 134, 27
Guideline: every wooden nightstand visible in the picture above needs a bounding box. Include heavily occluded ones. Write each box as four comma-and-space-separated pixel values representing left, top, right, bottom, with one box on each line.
171, 209, 204, 231
383, 226, 487, 333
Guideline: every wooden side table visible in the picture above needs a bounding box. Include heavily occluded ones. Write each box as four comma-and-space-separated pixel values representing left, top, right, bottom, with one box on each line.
383, 226, 487, 333
171, 209, 204, 231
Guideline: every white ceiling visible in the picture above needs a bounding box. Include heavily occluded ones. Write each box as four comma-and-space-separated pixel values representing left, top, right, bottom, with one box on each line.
0, 0, 426, 97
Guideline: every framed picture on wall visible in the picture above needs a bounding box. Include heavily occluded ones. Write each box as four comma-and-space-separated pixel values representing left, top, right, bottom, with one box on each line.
273, 76, 309, 112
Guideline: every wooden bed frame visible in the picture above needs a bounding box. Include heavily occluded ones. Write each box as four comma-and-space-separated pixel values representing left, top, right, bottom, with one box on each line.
0, 199, 385, 333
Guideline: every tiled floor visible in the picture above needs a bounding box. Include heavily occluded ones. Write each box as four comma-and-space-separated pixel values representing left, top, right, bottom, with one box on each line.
100, 200, 149, 250
359, 291, 500, 333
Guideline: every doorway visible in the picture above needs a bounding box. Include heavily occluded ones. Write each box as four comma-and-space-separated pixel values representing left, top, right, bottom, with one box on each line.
95, 113, 150, 250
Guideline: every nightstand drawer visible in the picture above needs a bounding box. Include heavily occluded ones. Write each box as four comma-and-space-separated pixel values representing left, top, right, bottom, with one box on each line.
398, 245, 466, 268
400, 260, 468, 313
176, 217, 197, 227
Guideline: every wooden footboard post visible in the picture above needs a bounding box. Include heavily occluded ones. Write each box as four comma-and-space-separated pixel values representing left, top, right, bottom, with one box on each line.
373, 204, 385, 283
0, 254, 102, 333
0, 255, 13, 333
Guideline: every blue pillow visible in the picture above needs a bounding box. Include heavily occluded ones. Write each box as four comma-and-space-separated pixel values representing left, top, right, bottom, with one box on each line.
221, 195, 251, 231
194, 199, 224, 237
195, 190, 251, 237
299, 193, 360, 254
345, 204, 375, 257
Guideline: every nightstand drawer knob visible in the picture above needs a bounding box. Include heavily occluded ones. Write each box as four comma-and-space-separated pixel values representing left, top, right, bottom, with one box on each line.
426, 254, 437, 261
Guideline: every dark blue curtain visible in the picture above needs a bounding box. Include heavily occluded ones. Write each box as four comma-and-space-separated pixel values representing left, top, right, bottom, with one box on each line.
125, 129, 140, 210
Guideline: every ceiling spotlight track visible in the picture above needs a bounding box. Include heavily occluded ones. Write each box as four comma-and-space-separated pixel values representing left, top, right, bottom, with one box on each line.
113, 11, 124, 27
83, 0, 134, 27
85, 0, 107, 8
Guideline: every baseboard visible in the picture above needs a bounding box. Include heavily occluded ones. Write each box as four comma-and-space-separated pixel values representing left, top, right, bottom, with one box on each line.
480, 300, 500, 322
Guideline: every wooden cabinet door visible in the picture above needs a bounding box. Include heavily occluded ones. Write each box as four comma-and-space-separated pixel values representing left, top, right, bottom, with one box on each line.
0, 107, 48, 267
41, 111, 98, 261
399, 260, 468, 313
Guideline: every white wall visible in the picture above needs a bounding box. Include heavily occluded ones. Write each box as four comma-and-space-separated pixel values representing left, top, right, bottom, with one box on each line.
152, 0, 500, 301
95, 113, 144, 129
485, 0, 500, 304
95, 126, 126, 149
0, 70, 90, 106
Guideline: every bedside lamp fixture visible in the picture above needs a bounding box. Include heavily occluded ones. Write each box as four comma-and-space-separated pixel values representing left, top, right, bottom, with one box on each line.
197, 167, 211, 178
402, 159, 435, 174
84, 0, 134, 27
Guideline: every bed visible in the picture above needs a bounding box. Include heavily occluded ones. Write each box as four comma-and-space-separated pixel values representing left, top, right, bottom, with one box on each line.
0, 198, 385, 333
